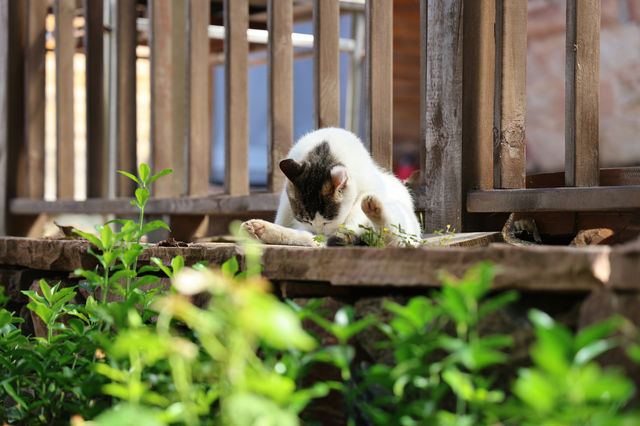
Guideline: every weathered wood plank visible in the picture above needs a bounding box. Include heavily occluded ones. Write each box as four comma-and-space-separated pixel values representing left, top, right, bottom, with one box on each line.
150, 0, 174, 197
26, 0, 47, 199
3, 236, 640, 291
565, 0, 600, 187
116, 0, 137, 197
7, 2, 27, 203
364, 0, 393, 170
466, 186, 640, 213
462, 0, 495, 192
84, 0, 107, 198
267, 0, 293, 193
224, 0, 249, 196
55, 0, 75, 200
528, 167, 640, 189
188, 0, 210, 196
10, 193, 281, 215
261, 244, 633, 290
494, 0, 527, 189
312, 0, 340, 129
171, 0, 187, 197
0, 237, 241, 272
421, 0, 464, 232
0, 1, 8, 235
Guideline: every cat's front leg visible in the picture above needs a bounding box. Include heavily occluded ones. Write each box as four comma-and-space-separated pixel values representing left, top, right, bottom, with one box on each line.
242, 219, 320, 247
360, 195, 407, 247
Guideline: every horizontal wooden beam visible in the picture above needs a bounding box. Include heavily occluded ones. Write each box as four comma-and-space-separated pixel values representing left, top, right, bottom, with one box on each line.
10, 193, 280, 215
467, 186, 640, 212
2, 236, 639, 291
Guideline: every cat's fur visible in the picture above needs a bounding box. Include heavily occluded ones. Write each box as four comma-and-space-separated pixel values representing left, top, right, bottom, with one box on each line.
242, 127, 421, 247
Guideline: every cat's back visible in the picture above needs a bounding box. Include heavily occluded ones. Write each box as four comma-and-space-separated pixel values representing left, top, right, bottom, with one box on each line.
288, 127, 372, 166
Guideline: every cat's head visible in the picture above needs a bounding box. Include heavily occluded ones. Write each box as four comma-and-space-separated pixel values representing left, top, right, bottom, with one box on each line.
280, 142, 355, 234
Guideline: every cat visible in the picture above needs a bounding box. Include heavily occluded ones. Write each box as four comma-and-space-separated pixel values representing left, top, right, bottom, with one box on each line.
242, 127, 422, 247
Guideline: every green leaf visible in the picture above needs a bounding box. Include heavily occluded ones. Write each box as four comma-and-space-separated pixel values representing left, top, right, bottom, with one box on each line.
140, 220, 171, 236
170, 255, 185, 275
151, 257, 172, 278
2, 381, 29, 410
138, 265, 159, 274
135, 187, 150, 207
100, 225, 115, 251
117, 170, 141, 185
221, 256, 239, 278
26, 301, 53, 324
574, 338, 618, 365
147, 168, 173, 185
443, 368, 475, 401
94, 403, 166, 426
75, 268, 103, 284
21, 290, 46, 306
627, 343, 640, 364
132, 275, 160, 290
39, 279, 53, 304
108, 270, 137, 286
72, 228, 104, 249
138, 163, 151, 184
513, 368, 557, 413
478, 290, 519, 318
575, 316, 623, 351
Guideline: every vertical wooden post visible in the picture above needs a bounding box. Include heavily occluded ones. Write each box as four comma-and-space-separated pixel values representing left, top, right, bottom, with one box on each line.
224, 0, 249, 196
8, 2, 27, 200
3, 1, 28, 235
420, 0, 464, 232
267, 0, 293, 193
26, 0, 47, 199
462, 0, 495, 193
312, 0, 340, 129
565, 0, 600, 187
172, 0, 187, 196
494, 0, 527, 189
365, 0, 393, 171
150, 0, 187, 197
55, 0, 75, 200
115, 0, 137, 197
188, 0, 211, 197
462, 0, 495, 230
84, 0, 107, 198
0, 1, 8, 234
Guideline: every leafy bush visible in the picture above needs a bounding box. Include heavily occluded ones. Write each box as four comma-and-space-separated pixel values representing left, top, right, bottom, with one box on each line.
1, 164, 639, 425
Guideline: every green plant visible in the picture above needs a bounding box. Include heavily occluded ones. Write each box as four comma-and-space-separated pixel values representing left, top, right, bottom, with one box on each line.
73, 164, 172, 304
357, 263, 515, 425
0, 284, 109, 424
504, 310, 638, 425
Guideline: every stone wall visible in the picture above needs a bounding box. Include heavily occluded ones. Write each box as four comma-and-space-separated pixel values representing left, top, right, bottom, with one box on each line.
527, 0, 640, 172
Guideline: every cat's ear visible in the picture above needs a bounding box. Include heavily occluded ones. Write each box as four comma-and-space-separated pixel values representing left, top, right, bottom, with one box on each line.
330, 166, 348, 192
280, 159, 304, 182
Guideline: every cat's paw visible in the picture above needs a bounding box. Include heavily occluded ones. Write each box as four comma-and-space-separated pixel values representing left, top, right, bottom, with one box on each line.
242, 219, 268, 241
361, 195, 384, 223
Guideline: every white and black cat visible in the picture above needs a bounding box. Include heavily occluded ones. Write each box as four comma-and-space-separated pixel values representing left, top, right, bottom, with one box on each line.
242, 127, 421, 247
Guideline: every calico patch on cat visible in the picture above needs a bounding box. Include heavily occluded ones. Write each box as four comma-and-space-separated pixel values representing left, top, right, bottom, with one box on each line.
242, 127, 421, 247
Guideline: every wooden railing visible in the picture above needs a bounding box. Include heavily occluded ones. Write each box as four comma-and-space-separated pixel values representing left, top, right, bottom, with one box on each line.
1, 0, 638, 239
462, 0, 640, 219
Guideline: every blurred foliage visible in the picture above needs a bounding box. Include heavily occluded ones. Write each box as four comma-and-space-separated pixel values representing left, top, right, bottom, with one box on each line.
0, 165, 639, 425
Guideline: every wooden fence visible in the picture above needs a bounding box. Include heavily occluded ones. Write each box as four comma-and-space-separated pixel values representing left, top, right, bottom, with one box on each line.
0, 0, 638, 239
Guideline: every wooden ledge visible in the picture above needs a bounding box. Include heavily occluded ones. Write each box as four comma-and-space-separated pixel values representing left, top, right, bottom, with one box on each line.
467, 186, 640, 212
0, 237, 639, 293
9, 193, 281, 215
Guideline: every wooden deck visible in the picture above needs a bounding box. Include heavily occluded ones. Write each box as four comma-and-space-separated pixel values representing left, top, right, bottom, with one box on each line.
1, 237, 638, 299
